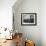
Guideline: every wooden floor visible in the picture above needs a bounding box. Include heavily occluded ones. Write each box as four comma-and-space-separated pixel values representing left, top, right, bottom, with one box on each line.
0, 39, 16, 46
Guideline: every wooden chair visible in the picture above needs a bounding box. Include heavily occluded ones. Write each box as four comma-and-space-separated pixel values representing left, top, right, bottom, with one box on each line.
25, 40, 35, 46
13, 33, 23, 46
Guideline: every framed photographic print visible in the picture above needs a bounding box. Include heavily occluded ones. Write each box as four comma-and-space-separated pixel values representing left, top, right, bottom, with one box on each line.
21, 13, 37, 26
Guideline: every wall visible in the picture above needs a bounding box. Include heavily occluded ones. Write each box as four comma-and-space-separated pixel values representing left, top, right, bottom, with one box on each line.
13, 0, 41, 46
41, 0, 46, 46
0, 0, 16, 30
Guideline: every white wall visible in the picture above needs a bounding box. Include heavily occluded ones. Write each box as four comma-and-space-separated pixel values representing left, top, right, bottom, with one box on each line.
41, 0, 46, 46
0, 0, 16, 30
13, 0, 41, 46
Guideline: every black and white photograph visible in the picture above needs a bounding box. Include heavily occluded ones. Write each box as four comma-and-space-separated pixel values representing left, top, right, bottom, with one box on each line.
21, 13, 37, 25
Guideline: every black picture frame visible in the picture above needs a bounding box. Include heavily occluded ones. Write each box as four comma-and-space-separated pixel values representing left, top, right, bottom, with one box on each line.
21, 13, 37, 26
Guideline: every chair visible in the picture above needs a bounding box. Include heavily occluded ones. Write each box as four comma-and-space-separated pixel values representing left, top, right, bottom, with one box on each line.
14, 33, 23, 46
25, 40, 35, 46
